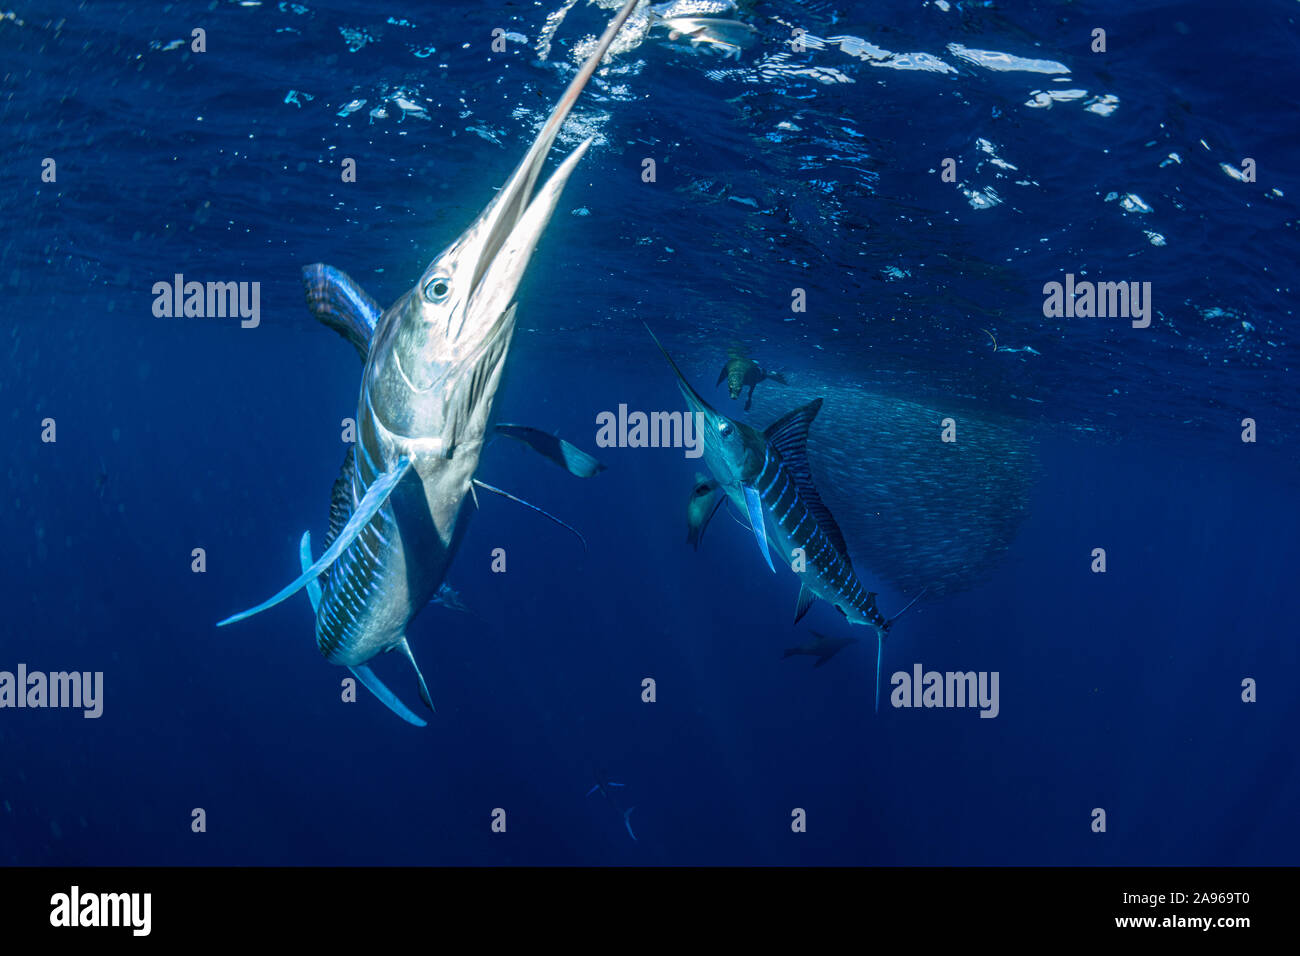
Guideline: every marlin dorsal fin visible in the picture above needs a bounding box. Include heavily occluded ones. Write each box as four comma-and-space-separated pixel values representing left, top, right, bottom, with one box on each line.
302, 263, 382, 360
764, 399, 850, 559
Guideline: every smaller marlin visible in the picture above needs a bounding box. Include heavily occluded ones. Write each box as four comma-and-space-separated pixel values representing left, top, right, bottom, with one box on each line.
587, 769, 637, 841
686, 472, 723, 550
717, 353, 786, 411
650, 326, 923, 711
782, 632, 859, 668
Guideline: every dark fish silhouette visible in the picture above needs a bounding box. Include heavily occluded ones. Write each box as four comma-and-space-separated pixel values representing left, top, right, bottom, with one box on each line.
587, 768, 637, 841
782, 631, 859, 668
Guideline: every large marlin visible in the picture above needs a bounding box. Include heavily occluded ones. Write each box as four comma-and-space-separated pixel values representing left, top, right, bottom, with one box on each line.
648, 327, 924, 711
216, 0, 642, 725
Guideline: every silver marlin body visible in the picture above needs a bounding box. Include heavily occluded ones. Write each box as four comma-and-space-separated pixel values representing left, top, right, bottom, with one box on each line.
649, 328, 924, 710
217, 0, 641, 726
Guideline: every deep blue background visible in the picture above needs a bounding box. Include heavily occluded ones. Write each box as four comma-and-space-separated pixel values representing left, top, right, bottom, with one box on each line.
1, 0, 1296, 864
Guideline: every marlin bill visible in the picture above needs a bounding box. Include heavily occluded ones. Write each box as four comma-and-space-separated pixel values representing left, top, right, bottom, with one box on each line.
215, 0, 641, 726
649, 327, 924, 711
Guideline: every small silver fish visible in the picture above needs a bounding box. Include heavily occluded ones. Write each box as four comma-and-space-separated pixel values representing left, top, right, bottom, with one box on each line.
658, 17, 757, 60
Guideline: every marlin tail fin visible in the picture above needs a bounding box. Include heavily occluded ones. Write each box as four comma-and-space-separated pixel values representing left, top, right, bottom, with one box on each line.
874, 589, 927, 713
875, 633, 884, 714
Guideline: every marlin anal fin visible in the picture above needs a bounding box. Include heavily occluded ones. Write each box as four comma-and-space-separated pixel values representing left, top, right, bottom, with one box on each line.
301, 530, 426, 724
302, 263, 382, 360
398, 637, 435, 713
349, 664, 428, 728
217, 457, 413, 627
794, 584, 815, 624
495, 424, 607, 478
471, 478, 588, 553
742, 484, 775, 572
299, 531, 322, 613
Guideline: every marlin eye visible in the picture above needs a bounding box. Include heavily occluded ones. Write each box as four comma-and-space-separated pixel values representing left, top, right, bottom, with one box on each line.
718, 422, 734, 438
423, 276, 451, 302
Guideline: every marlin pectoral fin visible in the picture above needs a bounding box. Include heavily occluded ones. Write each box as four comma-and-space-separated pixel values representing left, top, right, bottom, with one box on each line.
624, 807, 637, 841
607, 782, 625, 788
299, 531, 321, 613
217, 457, 412, 627
742, 484, 775, 573
794, 583, 815, 624
688, 491, 724, 551
495, 424, 607, 478
302, 263, 382, 360
349, 664, 428, 728
586, 784, 600, 797
398, 638, 435, 713
471, 479, 588, 553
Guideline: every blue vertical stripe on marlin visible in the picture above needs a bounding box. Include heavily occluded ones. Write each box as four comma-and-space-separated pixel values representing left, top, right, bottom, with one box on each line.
649, 326, 925, 711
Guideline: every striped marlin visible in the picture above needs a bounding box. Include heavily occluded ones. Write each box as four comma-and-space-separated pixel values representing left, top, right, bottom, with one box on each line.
648, 327, 924, 711
215, 0, 642, 725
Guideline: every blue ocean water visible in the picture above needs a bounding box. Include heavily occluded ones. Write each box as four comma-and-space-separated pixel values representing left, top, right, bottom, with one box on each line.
1, 0, 1296, 866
